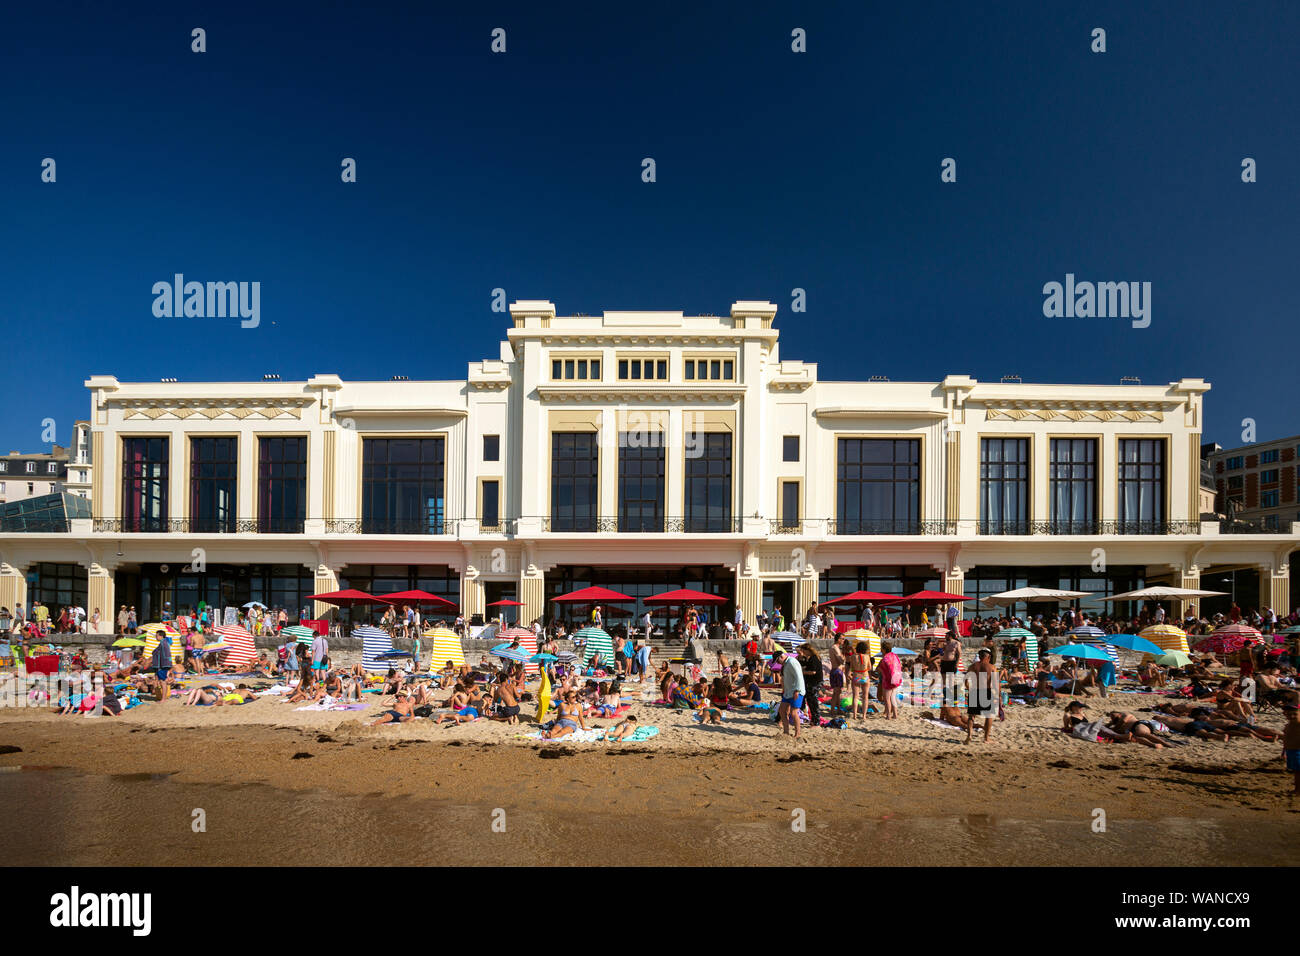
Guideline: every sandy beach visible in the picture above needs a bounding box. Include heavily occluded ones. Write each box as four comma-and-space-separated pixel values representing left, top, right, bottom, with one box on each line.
1, 668, 1296, 866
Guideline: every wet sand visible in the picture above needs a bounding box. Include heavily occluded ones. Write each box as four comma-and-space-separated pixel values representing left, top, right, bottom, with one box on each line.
1, 715, 1296, 865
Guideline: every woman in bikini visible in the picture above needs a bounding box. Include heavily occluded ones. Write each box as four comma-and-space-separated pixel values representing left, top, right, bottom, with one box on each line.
544, 690, 586, 739
848, 641, 873, 720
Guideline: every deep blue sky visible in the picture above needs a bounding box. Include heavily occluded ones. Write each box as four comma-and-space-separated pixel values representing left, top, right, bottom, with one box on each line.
3, 0, 1296, 453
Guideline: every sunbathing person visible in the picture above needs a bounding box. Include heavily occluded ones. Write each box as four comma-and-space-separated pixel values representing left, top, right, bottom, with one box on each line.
440, 684, 470, 710
1106, 711, 1168, 748
372, 692, 416, 726
1195, 712, 1279, 741
382, 668, 405, 695
607, 714, 639, 740
543, 690, 587, 739
1161, 714, 1231, 741
215, 685, 255, 706
286, 681, 325, 704
934, 704, 971, 730
490, 680, 521, 724
1137, 661, 1167, 687
1212, 681, 1255, 721
729, 673, 762, 706
181, 685, 215, 705
590, 681, 621, 718
1062, 702, 1128, 741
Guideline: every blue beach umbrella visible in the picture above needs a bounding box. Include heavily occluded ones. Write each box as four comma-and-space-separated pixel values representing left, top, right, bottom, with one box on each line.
1047, 644, 1112, 661
1106, 633, 1164, 656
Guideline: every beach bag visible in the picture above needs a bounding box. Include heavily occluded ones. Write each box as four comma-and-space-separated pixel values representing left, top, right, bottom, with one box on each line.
413, 704, 433, 718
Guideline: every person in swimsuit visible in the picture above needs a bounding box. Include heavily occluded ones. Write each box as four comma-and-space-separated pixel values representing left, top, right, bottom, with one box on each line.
1106, 711, 1168, 748
607, 714, 639, 741
544, 690, 586, 739
847, 641, 873, 720
371, 691, 415, 725
492, 679, 522, 724
1161, 714, 1230, 741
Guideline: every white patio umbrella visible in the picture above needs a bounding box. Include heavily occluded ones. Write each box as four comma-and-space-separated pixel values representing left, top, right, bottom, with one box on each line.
980, 587, 1091, 607
1098, 586, 1226, 601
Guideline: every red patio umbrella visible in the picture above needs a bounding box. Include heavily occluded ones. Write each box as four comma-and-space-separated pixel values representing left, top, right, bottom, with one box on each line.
898, 590, 970, 604
820, 590, 900, 607
379, 589, 458, 611
306, 589, 394, 606
306, 589, 394, 627
551, 586, 634, 604
643, 588, 728, 605
486, 599, 526, 608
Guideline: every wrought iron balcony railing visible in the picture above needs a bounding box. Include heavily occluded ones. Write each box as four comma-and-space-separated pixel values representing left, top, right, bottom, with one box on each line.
532, 516, 745, 533
829, 519, 958, 535
324, 518, 457, 535
976, 519, 1201, 535
93, 517, 306, 534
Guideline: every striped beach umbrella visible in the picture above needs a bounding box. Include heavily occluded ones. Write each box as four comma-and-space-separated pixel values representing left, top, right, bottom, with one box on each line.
573, 626, 614, 667
140, 623, 184, 666
774, 630, 805, 647
994, 627, 1037, 667
355, 625, 396, 672
281, 624, 316, 646
213, 624, 255, 669
423, 626, 465, 669
497, 626, 539, 673
1139, 624, 1190, 655
842, 628, 881, 659
1067, 625, 1118, 665
1211, 623, 1262, 640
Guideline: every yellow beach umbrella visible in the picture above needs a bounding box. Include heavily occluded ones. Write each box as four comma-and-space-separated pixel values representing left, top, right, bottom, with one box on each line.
842, 628, 881, 659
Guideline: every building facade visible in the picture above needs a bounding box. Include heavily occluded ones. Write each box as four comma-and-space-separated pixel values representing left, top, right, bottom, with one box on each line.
0, 446, 70, 505
1207, 434, 1300, 532
1, 301, 1297, 627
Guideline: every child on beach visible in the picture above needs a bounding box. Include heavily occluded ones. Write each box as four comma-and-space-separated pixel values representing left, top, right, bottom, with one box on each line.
829, 661, 845, 714
590, 681, 621, 718
1283, 705, 1300, 796
607, 714, 638, 740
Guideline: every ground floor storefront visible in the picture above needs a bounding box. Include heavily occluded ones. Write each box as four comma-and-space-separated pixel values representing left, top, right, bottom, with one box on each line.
0, 533, 1296, 631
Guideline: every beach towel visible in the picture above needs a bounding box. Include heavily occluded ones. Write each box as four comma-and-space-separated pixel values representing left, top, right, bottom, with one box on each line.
608, 725, 659, 742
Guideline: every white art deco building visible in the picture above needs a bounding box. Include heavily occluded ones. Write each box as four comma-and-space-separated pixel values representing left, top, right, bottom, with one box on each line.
1, 300, 1296, 627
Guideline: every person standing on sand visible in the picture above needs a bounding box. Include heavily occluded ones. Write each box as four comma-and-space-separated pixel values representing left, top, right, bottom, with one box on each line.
1281, 705, 1300, 796
964, 648, 999, 744
939, 632, 962, 706
797, 642, 823, 728
311, 631, 329, 675
878, 641, 903, 719
778, 649, 806, 739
